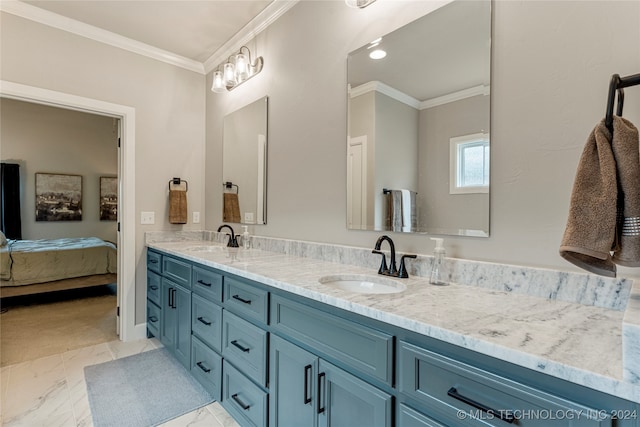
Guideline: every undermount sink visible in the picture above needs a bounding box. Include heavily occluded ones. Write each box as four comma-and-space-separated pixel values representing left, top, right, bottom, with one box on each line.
318, 274, 406, 294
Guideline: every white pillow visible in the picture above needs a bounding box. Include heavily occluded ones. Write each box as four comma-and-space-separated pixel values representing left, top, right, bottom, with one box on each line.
0, 231, 7, 247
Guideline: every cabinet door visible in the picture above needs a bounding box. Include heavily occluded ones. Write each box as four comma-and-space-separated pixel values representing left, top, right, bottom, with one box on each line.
318, 360, 392, 427
174, 284, 192, 369
160, 279, 176, 349
269, 335, 318, 427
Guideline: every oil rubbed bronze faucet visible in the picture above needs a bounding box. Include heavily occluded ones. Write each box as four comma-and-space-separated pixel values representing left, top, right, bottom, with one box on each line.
217, 224, 239, 247
372, 235, 416, 278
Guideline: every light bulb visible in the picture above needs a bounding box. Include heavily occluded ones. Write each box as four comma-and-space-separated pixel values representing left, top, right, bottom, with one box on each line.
235, 53, 249, 83
211, 70, 225, 93
223, 62, 236, 87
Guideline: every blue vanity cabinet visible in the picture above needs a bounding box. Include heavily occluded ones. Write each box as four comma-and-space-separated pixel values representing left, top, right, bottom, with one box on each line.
269, 334, 392, 427
398, 340, 613, 427
146, 250, 163, 338
160, 278, 191, 369
190, 264, 225, 402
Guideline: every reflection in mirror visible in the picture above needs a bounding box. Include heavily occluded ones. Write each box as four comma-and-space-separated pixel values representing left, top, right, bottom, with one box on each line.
223, 96, 268, 224
347, 0, 491, 237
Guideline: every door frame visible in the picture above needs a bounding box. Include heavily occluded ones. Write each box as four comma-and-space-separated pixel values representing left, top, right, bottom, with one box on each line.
0, 80, 139, 341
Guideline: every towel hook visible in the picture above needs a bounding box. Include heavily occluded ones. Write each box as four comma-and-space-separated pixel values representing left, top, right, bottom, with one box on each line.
605, 72, 640, 132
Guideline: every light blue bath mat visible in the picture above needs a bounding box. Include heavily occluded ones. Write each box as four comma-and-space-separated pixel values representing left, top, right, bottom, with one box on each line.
84, 348, 214, 427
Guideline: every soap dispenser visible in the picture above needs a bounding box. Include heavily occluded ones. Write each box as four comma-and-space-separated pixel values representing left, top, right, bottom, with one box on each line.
241, 225, 251, 249
429, 238, 448, 286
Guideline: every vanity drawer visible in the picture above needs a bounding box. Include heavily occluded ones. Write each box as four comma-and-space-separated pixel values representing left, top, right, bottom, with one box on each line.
147, 270, 162, 306
192, 265, 223, 303
270, 294, 393, 386
399, 404, 446, 427
146, 300, 161, 338
192, 293, 223, 353
222, 311, 268, 387
222, 360, 268, 427
191, 336, 222, 401
162, 255, 191, 289
147, 250, 162, 273
398, 341, 611, 427
224, 276, 268, 324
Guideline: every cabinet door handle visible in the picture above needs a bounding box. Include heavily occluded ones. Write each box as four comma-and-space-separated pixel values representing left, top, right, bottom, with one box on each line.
447, 387, 514, 424
231, 340, 251, 353
317, 372, 326, 414
167, 287, 173, 308
232, 294, 252, 305
171, 288, 177, 309
231, 393, 251, 411
197, 316, 211, 326
196, 361, 211, 373
304, 364, 313, 404
148, 316, 158, 323
197, 279, 212, 287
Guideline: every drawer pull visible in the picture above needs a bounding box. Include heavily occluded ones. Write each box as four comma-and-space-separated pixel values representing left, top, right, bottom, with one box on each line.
149, 285, 158, 290
447, 387, 514, 424
304, 364, 313, 404
231, 393, 251, 411
148, 316, 158, 323
197, 316, 212, 326
232, 294, 252, 305
196, 362, 211, 373
197, 279, 212, 287
317, 372, 326, 414
231, 340, 251, 353
149, 259, 158, 264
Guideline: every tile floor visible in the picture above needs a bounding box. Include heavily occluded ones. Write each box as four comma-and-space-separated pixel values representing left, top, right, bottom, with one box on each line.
1, 338, 240, 427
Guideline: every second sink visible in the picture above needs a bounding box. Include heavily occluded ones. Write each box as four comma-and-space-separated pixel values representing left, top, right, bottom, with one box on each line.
318, 274, 406, 294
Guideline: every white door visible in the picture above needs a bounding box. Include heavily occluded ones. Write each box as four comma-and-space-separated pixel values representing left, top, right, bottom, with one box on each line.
347, 136, 367, 229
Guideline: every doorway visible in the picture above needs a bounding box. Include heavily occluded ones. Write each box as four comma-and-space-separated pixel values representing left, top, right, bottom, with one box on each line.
0, 80, 138, 341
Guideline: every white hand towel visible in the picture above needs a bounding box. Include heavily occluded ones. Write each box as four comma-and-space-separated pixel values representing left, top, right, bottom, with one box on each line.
401, 189, 412, 232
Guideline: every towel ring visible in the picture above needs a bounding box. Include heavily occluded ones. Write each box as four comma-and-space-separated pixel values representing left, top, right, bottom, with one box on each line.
223, 181, 239, 195
168, 178, 188, 192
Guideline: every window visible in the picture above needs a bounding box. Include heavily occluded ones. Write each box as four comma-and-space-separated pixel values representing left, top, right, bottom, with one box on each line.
449, 133, 489, 194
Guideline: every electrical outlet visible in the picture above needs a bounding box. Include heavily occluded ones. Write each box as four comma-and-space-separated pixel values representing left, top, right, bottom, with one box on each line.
193, 212, 200, 224
244, 212, 254, 223
140, 211, 155, 224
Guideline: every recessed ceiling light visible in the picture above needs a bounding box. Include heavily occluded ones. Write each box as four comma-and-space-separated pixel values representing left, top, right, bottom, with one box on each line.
369, 49, 387, 60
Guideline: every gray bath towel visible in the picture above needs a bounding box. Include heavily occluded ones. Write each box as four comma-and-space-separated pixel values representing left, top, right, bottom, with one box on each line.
560, 116, 640, 276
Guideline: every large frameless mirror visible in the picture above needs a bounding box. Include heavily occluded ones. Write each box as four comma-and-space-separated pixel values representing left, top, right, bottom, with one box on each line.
222, 96, 268, 225
347, 0, 491, 237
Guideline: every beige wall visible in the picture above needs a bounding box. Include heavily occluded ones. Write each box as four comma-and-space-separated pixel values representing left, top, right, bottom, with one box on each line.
1, 98, 118, 242
206, 0, 640, 275
2, 0, 639, 325
1, 12, 206, 323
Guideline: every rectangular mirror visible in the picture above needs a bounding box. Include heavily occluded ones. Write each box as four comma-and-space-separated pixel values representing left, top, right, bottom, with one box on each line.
347, 0, 491, 237
222, 96, 268, 225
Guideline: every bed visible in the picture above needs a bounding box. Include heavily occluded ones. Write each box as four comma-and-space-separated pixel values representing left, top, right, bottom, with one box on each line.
0, 237, 117, 298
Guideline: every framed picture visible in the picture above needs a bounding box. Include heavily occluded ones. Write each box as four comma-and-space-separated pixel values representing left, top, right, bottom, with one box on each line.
100, 177, 118, 221
35, 173, 82, 221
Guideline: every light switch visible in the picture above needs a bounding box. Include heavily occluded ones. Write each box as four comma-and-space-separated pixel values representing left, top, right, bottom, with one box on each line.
244, 212, 254, 223
140, 211, 155, 224
193, 212, 200, 224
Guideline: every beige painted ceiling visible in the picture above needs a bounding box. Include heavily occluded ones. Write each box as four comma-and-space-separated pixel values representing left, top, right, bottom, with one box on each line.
22, 0, 275, 64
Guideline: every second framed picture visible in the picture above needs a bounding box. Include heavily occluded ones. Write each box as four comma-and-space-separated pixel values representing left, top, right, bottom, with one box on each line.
100, 176, 118, 221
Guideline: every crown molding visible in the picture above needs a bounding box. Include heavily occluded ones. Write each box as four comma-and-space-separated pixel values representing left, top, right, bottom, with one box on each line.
420, 84, 490, 109
203, 0, 299, 74
349, 81, 421, 109
1, 0, 297, 75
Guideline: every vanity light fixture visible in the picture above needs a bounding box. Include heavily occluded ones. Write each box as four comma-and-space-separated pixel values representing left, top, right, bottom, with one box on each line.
211, 46, 264, 93
345, 0, 376, 8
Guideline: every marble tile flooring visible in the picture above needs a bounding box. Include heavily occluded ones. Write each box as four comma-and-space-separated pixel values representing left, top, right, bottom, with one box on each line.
1, 338, 240, 427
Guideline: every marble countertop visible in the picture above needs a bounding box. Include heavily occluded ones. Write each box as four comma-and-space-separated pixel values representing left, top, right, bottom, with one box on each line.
147, 239, 640, 404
